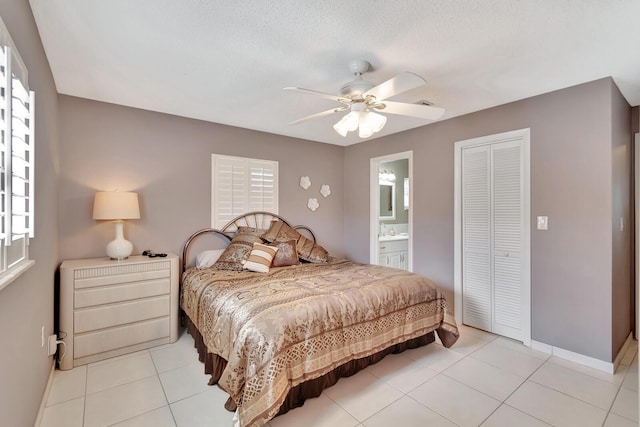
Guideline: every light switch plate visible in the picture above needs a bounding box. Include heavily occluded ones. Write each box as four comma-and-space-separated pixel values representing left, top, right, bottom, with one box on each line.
537, 216, 548, 230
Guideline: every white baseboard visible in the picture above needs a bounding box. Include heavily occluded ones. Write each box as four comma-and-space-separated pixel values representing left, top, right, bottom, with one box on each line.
531, 333, 634, 374
34, 361, 55, 427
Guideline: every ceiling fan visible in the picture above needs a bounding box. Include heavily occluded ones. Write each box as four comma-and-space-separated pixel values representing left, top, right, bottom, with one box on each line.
284, 60, 445, 139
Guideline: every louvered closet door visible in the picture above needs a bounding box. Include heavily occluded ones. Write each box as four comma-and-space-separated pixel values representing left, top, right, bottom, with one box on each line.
461, 140, 524, 341
462, 145, 491, 331
491, 141, 523, 340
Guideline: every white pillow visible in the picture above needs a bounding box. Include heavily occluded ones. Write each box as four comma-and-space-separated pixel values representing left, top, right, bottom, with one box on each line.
196, 249, 226, 268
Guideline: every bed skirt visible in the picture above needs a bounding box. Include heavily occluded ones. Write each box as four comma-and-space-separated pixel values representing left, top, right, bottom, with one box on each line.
186, 316, 435, 416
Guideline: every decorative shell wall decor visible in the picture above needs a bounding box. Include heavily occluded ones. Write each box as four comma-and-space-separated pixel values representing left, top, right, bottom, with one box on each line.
320, 184, 331, 198
299, 176, 311, 190
307, 198, 319, 211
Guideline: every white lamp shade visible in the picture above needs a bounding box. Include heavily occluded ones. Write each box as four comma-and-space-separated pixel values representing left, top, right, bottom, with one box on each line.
93, 191, 140, 260
93, 191, 140, 220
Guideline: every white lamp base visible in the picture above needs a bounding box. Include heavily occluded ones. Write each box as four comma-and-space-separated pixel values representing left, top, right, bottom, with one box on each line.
106, 221, 133, 260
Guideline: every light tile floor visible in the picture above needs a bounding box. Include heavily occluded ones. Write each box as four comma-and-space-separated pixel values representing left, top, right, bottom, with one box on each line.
41, 325, 638, 427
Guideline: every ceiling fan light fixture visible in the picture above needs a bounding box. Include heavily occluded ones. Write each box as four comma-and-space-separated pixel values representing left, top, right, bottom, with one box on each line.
358, 123, 375, 139
333, 111, 359, 136
289, 60, 442, 139
360, 111, 387, 134
334, 109, 387, 138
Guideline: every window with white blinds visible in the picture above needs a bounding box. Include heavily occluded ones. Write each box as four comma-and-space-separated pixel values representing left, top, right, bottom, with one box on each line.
211, 154, 278, 229
0, 16, 35, 285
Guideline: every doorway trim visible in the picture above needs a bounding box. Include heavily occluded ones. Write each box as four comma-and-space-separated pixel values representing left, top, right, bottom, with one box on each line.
370, 151, 413, 271
635, 133, 639, 339
453, 128, 531, 346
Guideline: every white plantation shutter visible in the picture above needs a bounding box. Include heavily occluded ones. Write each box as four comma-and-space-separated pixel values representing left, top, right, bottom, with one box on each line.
10, 75, 34, 241
0, 45, 8, 271
248, 160, 276, 212
211, 155, 278, 229
0, 15, 35, 284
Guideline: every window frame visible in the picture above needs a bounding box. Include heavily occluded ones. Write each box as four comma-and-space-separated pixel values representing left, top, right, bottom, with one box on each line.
0, 16, 35, 292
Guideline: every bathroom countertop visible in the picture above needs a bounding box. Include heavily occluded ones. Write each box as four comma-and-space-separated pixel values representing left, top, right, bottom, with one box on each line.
379, 234, 409, 242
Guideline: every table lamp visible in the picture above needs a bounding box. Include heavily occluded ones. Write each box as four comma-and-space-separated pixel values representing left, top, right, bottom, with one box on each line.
92, 191, 140, 260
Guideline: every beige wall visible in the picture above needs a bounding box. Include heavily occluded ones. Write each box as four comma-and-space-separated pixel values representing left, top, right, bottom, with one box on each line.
58, 96, 345, 262
611, 82, 633, 356
0, 1, 60, 425
345, 78, 629, 362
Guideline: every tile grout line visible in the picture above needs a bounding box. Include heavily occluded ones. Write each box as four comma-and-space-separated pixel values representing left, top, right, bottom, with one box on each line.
397, 334, 496, 426
289, 330, 494, 426
404, 393, 462, 426
82, 365, 88, 427
466, 334, 637, 424
149, 346, 179, 427
475, 349, 551, 426
538, 346, 639, 419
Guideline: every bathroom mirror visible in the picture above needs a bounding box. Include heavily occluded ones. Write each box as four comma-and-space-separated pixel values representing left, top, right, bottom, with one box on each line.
379, 182, 395, 220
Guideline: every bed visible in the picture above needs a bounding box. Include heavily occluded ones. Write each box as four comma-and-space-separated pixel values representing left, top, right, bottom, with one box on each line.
180, 212, 459, 427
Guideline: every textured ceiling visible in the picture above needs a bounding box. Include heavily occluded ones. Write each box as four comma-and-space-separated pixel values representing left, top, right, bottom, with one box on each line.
29, 0, 640, 146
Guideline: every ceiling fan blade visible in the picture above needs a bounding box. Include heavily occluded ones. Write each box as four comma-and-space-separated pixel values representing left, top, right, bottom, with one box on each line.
373, 100, 445, 120
288, 106, 349, 126
284, 87, 352, 104
363, 72, 426, 101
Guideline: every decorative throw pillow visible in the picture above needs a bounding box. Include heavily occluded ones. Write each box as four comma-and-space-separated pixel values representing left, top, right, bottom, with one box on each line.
213, 230, 264, 271
235, 226, 265, 237
243, 242, 279, 273
268, 239, 299, 267
262, 221, 329, 263
195, 249, 225, 268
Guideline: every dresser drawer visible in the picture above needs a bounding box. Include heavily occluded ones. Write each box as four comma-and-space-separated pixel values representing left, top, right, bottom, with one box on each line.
74, 278, 170, 308
74, 317, 170, 359
59, 254, 179, 370
74, 268, 170, 290
74, 295, 170, 333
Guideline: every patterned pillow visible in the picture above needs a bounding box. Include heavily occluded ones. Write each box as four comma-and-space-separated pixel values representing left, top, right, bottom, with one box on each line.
262, 221, 329, 263
213, 227, 264, 271
243, 243, 279, 273
268, 240, 299, 267
235, 226, 265, 237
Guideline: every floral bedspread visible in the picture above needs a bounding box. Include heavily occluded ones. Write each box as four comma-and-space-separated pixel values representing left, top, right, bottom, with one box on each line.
181, 259, 459, 427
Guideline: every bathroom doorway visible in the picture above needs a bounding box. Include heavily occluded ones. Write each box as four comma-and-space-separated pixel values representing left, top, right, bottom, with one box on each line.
370, 151, 413, 271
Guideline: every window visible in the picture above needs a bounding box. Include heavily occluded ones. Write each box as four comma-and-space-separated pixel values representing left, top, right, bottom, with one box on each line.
0, 16, 35, 290
211, 154, 278, 229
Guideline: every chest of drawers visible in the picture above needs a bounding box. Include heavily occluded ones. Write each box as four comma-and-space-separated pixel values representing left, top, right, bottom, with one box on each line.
59, 254, 179, 370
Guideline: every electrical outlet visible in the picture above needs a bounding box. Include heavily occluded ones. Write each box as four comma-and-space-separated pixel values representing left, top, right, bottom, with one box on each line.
41, 326, 45, 347
536, 216, 548, 230
48, 334, 58, 356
